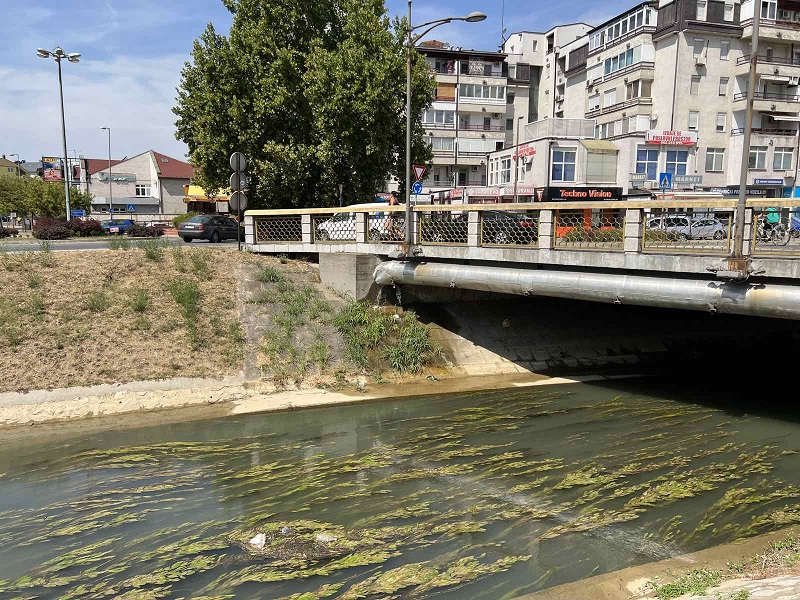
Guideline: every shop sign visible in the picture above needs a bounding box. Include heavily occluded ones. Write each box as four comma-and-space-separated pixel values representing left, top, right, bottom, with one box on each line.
448, 188, 464, 200
709, 187, 768, 197
754, 178, 784, 185
646, 130, 698, 146
465, 186, 502, 198
512, 144, 536, 161
630, 173, 647, 182
99, 173, 137, 182
674, 175, 703, 185
541, 187, 624, 202
41, 157, 63, 182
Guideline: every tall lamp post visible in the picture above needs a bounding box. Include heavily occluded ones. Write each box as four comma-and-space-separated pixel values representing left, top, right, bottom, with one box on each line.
512, 115, 525, 203
37, 46, 80, 221
405, 3, 486, 246
101, 127, 113, 216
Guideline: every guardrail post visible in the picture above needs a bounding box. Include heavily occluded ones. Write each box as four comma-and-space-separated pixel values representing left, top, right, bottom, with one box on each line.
624, 208, 643, 253
468, 211, 480, 247
538, 209, 554, 250
355, 212, 367, 244
301, 214, 313, 245
244, 214, 255, 245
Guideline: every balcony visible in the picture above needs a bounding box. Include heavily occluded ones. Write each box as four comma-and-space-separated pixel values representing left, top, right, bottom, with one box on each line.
434, 95, 456, 102
736, 54, 800, 79
586, 97, 653, 119
733, 91, 800, 113
742, 18, 800, 43
730, 127, 799, 136
459, 124, 506, 132
524, 118, 597, 141
423, 122, 456, 131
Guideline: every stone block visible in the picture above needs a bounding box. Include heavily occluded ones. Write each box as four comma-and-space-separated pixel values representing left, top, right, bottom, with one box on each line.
319, 253, 381, 301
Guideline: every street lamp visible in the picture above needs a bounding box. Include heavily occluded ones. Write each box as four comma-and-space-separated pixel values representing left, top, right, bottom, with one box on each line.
101, 127, 113, 217
37, 46, 81, 221
513, 115, 525, 203
404, 2, 487, 247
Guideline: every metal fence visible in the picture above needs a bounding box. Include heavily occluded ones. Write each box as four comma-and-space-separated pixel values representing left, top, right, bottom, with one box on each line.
254, 216, 303, 243
480, 210, 539, 247
752, 207, 800, 256
419, 211, 469, 245
368, 213, 405, 244
642, 208, 732, 254
312, 214, 356, 243
554, 208, 624, 251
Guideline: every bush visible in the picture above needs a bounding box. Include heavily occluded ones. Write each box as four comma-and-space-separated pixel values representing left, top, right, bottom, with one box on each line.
173, 212, 198, 228
137, 238, 165, 262
33, 217, 71, 240
127, 224, 165, 238
0, 226, 17, 238
69, 219, 104, 237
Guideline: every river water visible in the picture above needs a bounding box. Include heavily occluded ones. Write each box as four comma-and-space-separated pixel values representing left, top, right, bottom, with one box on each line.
0, 378, 798, 599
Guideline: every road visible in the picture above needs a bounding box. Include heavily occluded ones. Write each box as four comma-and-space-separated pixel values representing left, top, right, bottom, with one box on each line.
1, 238, 240, 253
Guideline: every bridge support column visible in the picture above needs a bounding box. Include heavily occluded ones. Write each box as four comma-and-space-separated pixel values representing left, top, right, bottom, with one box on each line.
301, 215, 313, 245
468, 211, 480, 247
355, 212, 367, 244
538, 210, 554, 250
244, 214, 255, 245
624, 208, 643, 253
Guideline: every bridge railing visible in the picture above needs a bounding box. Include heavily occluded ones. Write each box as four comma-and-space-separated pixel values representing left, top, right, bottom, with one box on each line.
245, 198, 800, 258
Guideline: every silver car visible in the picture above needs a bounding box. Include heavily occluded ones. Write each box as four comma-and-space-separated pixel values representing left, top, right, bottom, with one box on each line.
646, 215, 727, 240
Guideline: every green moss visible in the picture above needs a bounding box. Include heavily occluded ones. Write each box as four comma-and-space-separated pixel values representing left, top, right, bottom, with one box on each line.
651, 569, 722, 600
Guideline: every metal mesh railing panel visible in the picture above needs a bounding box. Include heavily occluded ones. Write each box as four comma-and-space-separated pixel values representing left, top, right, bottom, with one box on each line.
419, 213, 469, 245
313, 214, 356, 243
752, 208, 800, 256
554, 209, 624, 250
254, 217, 303, 243
481, 211, 540, 246
643, 209, 732, 253
367, 213, 405, 243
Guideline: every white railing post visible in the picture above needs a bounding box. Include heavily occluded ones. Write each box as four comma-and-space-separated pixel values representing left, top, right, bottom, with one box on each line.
624, 208, 643, 253
411, 210, 420, 245
468, 211, 480, 247
302, 214, 313, 245
538, 209, 554, 250
355, 212, 367, 244
244, 214, 255, 245
743, 208, 754, 256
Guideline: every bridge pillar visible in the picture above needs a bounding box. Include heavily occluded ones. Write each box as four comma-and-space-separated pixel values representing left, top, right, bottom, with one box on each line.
468, 211, 480, 247
624, 208, 643, 253
244, 214, 255, 245
355, 212, 367, 244
301, 215, 313, 245
538, 210, 554, 250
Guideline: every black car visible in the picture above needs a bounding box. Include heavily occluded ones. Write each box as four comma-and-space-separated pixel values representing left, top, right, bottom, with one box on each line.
482, 211, 539, 245
179, 215, 242, 243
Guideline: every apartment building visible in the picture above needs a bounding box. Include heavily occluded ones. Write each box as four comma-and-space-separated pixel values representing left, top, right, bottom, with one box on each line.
417, 42, 508, 193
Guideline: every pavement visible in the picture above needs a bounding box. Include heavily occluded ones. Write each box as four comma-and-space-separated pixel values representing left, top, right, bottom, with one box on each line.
0, 236, 241, 252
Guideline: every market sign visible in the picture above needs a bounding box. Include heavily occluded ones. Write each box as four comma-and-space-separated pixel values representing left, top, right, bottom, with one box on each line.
541, 187, 624, 202
630, 173, 647, 182
646, 130, 698, 146
673, 175, 703, 185
41, 157, 63, 182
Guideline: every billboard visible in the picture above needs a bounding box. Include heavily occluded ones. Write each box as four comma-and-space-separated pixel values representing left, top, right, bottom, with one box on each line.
41, 157, 64, 182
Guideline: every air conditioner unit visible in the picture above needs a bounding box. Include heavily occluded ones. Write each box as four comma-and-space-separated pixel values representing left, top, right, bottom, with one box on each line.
492, 113, 502, 118
695, 55, 707, 66
790, 77, 800, 86
471, 165, 480, 172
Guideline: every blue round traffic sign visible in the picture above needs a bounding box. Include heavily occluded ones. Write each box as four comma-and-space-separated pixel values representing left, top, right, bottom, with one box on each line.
412, 181, 423, 195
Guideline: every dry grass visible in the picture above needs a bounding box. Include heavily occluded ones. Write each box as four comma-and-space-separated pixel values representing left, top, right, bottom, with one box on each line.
0, 247, 245, 392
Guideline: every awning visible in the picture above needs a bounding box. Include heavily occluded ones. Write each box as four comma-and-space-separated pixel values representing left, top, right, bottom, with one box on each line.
580, 140, 618, 152
760, 75, 791, 84
184, 184, 229, 204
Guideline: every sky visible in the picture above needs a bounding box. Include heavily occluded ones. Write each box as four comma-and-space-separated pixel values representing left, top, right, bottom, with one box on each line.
0, 0, 638, 164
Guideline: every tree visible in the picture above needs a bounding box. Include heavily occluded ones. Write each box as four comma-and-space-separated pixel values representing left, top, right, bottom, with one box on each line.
174, 0, 435, 209
0, 177, 91, 218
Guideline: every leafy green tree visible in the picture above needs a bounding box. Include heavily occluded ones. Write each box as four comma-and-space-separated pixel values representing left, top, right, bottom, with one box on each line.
174, 0, 434, 209
0, 177, 91, 218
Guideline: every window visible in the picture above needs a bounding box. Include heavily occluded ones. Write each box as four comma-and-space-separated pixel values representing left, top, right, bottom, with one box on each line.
594, 8, 656, 49
720, 41, 730, 61
719, 77, 729, 96
705, 148, 724, 172
552, 149, 576, 182
135, 184, 151, 197
716, 112, 727, 132
507, 92, 515, 105
690, 76, 701, 95
597, 121, 621, 139
426, 137, 455, 152
762, 0, 777, 20
423, 110, 455, 127
500, 158, 512, 184
749, 146, 768, 169
603, 46, 641, 76
603, 88, 617, 107
626, 80, 652, 100
689, 111, 700, 130
665, 150, 688, 176
506, 118, 514, 130
588, 93, 601, 111
724, 3, 734, 21
636, 147, 659, 180
459, 84, 506, 101
696, 0, 707, 20
693, 38, 705, 57
775, 147, 794, 170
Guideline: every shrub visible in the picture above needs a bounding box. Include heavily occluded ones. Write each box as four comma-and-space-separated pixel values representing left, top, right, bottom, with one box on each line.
69, 219, 104, 237
190, 252, 213, 280
173, 212, 198, 228
129, 289, 149, 313
137, 238, 165, 262
33, 217, 71, 240
167, 279, 201, 342
127, 224, 165, 238
0, 226, 17, 238
108, 236, 131, 250
256, 265, 284, 284
86, 291, 109, 313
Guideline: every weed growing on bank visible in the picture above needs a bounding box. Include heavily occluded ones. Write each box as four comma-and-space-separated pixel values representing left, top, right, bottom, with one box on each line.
651, 569, 722, 599
137, 238, 165, 262
108, 237, 131, 251
130, 289, 149, 313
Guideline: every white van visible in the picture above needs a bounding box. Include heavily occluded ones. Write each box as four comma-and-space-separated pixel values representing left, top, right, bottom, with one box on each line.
315, 203, 405, 242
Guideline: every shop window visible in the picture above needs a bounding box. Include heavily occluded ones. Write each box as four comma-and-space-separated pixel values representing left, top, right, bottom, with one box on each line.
551, 149, 576, 182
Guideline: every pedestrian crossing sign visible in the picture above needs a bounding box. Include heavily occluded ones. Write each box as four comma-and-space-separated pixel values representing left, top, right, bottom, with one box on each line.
659, 172, 673, 191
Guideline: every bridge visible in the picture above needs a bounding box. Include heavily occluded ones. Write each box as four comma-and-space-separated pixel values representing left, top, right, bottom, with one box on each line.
244, 198, 800, 320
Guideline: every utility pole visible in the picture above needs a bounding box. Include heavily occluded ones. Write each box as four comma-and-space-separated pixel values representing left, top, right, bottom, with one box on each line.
513, 115, 524, 203
101, 128, 113, 216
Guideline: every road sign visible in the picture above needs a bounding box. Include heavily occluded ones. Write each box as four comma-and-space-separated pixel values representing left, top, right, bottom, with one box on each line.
230, 172, 248, 192
70, 209, 85, 217
229, 191, 248, 212
412, 181, 423, 195
413, 165, 426, 182
127, 204, 136, 213
659, 172, 673, 191
230, 152, 247, 173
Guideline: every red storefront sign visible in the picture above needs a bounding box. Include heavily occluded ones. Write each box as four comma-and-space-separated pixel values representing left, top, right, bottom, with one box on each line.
646, 130, 698, 146
512, 144, 536, 161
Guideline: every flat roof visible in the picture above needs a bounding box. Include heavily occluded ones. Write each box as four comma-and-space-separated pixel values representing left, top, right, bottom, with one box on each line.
417, 47, 507, 60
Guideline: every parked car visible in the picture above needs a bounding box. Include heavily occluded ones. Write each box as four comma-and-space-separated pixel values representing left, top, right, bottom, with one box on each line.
482, 210, 539, 245
315, 203, 404, 242
646, 215, 727, 240
101, 219, 135, 235
178, 215, 242, 243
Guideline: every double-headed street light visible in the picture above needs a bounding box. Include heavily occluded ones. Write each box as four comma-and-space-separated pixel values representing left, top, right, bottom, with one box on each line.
37, 46, 81, 221
404, 3, 486, 247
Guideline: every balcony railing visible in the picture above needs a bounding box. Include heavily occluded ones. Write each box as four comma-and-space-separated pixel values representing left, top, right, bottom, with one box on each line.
459, 124, 506, 131
457, 150, 489, 157
731, 127, 800, 136
432, 149, 455, 156
738, 54, 800, 66
423, 122, 456, 130
734, 91, 800, 102
434, 95, 456, 102
586, 97, 653, 118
